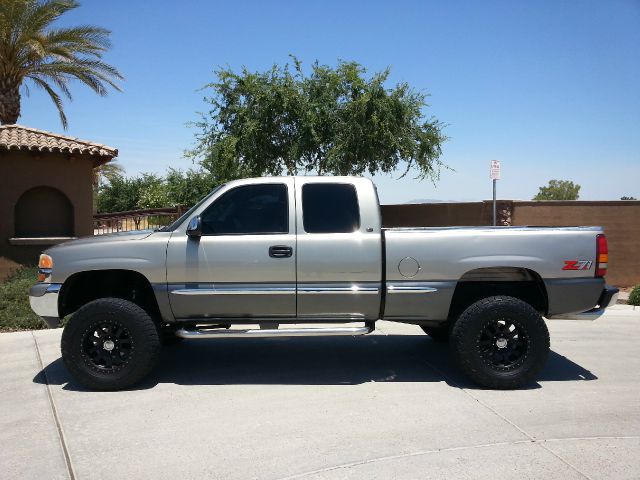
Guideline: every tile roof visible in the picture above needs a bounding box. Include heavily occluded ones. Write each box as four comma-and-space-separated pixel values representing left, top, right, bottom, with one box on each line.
0, 124, 118, 159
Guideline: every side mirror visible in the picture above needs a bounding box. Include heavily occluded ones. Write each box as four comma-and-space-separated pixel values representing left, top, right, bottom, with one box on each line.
186, 215, 202, 238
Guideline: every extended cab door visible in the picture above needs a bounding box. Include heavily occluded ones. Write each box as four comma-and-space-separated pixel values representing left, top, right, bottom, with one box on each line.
166, 179, 296, 320
294, 177, 383, 320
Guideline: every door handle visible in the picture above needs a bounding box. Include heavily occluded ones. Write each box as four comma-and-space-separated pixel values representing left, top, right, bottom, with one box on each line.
269, 245, 293, 258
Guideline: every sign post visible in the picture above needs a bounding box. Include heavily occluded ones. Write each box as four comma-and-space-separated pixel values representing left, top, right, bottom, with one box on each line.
490, 160, 501, 226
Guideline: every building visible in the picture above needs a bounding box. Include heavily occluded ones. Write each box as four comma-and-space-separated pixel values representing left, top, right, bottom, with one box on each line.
0, 124, 117, 264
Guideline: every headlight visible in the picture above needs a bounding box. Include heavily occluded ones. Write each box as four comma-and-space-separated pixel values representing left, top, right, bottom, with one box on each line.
38, 254, 53, 282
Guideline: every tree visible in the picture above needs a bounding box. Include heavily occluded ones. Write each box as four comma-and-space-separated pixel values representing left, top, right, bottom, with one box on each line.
533, 180, 581, 200
92, 160, 124, 213
164, 168, 218, 207
0, 0, 123, 128
93, 160, 124, 188
189, 58, 446, 180
621, 196, 637, 200
95, 174, 144, 213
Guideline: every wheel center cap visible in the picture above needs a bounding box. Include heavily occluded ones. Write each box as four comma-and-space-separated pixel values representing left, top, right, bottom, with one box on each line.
496, 338, 508, 349
103, 339, 115, 351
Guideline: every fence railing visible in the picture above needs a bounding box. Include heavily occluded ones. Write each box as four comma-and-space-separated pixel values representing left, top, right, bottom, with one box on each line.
93, 207, 184, 235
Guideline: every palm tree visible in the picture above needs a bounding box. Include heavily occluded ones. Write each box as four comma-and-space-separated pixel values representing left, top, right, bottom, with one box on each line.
0, 0, 123, 128
93, 160, 124, 188
92, 160, 124, 214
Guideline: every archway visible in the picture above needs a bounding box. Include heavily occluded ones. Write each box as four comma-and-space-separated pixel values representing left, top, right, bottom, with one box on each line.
14, 186, 74, 237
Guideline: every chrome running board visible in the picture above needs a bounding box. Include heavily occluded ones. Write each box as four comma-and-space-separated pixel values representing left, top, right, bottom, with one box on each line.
175, 324, 374, 339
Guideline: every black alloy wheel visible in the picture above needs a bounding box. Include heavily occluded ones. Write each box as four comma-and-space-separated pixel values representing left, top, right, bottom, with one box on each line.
81, 320, 134, 372
477, 318, 528, 371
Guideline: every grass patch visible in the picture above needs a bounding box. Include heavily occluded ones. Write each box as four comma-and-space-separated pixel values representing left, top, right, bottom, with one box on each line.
0, 267, 46, 331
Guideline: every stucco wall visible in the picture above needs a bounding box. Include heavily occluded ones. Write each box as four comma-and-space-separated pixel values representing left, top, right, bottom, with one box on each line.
381, 202, 487, 227
512, 201, 640, 287
0, 150, 94, 265
381, 200, 513, 227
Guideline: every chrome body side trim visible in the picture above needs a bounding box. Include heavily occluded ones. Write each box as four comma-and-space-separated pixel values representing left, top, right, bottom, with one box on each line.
387, 283, 437, 294
171, 286, 295, 296
176, 324, 373, 339
297, 285, 379, 294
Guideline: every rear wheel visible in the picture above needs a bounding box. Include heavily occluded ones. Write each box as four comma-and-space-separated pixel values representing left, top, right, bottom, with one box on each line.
61, 298, 161, 390
450, 295, 549, 389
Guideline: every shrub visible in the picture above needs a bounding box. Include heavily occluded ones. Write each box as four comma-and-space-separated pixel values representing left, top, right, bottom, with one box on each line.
96, 174, 144, 212
96, 169, 220, 213
629, 285, 640, 306
136, 173, 170, 209
0, 267, 44, 331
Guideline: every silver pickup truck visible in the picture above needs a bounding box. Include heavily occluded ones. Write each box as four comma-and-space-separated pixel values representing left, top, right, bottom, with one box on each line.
29, 176, 618, 390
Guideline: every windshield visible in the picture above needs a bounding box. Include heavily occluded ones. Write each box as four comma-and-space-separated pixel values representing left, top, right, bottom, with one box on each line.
157, 184, 225, 232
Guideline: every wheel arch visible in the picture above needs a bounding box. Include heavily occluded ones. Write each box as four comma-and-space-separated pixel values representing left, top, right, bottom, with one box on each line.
448, 267, 549, 321
59, 269, 166, 323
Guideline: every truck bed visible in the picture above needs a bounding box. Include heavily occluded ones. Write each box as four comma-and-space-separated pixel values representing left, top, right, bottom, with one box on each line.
381, 225, 605, 321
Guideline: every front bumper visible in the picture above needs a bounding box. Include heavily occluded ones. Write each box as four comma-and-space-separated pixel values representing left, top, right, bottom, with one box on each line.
549, 285, 619, 321
29, 283, 62, 328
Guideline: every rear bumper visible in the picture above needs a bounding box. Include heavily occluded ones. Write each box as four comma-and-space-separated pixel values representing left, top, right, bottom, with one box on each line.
548, 285, 619, 321
28, 283, 61, 328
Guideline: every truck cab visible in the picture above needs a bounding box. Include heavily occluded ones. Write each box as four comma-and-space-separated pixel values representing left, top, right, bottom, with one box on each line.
164, 176, 382, 322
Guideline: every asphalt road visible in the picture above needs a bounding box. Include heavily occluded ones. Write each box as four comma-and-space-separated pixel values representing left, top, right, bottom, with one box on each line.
2, 306, 639, 480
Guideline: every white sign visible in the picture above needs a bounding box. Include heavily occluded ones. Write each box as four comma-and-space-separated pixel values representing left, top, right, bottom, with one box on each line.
490, 160, 501, 180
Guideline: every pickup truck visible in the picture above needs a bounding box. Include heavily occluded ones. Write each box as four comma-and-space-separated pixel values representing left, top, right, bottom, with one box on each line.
29, 176, 618, 390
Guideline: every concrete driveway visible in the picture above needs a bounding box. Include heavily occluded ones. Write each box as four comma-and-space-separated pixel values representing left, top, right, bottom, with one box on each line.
2, 306, 639, 480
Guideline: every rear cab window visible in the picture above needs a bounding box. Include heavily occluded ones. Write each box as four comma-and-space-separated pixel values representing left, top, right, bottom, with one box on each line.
302, 183, 360, 233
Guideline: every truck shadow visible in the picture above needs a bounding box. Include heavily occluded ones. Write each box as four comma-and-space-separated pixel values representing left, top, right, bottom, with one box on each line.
34, 335, 597, 392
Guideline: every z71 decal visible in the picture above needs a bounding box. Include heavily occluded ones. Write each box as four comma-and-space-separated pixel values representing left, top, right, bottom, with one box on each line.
562, 260, 593, 271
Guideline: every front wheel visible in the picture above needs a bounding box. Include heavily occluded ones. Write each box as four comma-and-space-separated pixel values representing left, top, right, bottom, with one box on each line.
450, 296, 549, 389
61, 298, 161, 390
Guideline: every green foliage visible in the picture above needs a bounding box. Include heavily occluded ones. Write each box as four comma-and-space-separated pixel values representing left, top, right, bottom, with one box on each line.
189, 57, 447, 180
621, 196, 637, 201
0, 267, 43, 331
96, 174, 144, 212
0, 0, 122, 128
533, 179, 581, 200
137, 173, 170, 209
164, 168, 219, 207
95, 169, 219, 213
629, 285, 640, 307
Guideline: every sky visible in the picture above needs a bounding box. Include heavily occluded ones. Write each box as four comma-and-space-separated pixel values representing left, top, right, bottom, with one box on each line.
18, 0, 640, 204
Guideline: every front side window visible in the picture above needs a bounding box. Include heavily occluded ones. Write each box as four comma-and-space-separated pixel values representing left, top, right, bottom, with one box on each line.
302, 183, 360, 233
201, 184, 288, 235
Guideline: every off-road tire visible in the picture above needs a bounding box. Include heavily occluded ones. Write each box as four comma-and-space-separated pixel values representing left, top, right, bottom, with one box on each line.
61, 298, 161, 390
420, 325, 450, 343
450, 296, 550, 389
